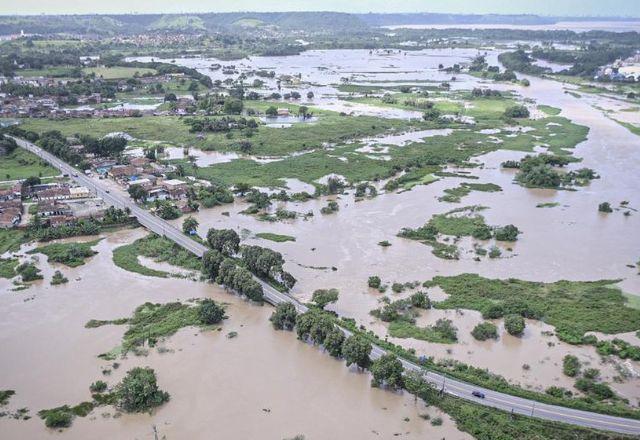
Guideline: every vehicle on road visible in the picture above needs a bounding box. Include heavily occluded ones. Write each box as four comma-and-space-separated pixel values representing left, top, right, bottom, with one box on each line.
472, 391, 486, 399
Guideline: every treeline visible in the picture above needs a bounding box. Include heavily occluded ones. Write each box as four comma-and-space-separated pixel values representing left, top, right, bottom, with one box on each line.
201, 227, 297, 302
532, 45, 637, 77
119, 61, 213, 88
498, 50, 548, 75
0, 80, 117, 102
184, 116, 258, 133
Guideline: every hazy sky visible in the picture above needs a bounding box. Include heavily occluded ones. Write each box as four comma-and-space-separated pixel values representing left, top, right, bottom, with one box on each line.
1, 0, 639, 17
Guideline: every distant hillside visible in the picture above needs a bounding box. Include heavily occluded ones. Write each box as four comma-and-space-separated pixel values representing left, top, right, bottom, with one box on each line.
0, 12, 636, 36
0, 11, 368, 36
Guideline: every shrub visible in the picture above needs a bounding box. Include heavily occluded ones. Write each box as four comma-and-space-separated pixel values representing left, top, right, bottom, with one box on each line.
90, 380, 108, 393
494, 224, 520, 241
598, 202, 613, 213
562, 355, 581, 377
198, 299, 225, 325
471, 322, 498, 341
44, 410, 72, 428
504, 314, 525, 336
368, 276, 381, 288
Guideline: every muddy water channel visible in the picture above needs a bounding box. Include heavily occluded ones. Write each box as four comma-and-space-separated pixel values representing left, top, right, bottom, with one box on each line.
180, 72, 640, 401
0, 229, 468, 439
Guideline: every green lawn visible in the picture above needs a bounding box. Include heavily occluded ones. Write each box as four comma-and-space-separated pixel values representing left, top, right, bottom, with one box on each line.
0, 149, 58, 181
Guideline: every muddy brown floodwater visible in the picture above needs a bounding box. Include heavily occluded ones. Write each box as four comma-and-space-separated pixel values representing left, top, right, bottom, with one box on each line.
0, 229, 469, 439
178, 73, 640, 401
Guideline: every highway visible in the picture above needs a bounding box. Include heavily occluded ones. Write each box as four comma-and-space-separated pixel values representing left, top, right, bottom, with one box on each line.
14, 136, 640, 436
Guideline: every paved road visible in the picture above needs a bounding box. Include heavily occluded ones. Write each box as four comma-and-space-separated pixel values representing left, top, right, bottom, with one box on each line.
15, 137, 640, 435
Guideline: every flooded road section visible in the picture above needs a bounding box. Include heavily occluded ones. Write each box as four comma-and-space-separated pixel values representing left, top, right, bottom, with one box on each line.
180, 72, 640, 399
0, 229, 469, 439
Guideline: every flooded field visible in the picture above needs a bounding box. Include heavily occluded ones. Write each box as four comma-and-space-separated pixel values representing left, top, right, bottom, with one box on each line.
4, 45, 640, 438
0, 229, 469, 439
161, 60, 640, 400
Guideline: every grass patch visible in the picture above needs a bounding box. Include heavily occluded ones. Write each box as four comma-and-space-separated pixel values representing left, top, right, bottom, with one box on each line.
439, 182, 502, 203
112, 234, 201, 278
255, 232, 296, 242
28, 239, 100, 267
428, 274, 640, 343
614, 120, 640, 137
388, 319, 457, 344
91, 300, 225, 354
0, 148, 57, 181
538, 105, 562, 116
0, 257, 18, 278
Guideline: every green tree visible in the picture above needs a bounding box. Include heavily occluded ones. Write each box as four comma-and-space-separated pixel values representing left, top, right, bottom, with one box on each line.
206, 228, 240, 256
182, 216, 199, 235
311, 288, 339, 309
323, 327, 345, 357
270, 302, 298, 330
223, 98, 243, 115
199, 298, 225, 325
128, 184, 148, 202
504, 314, 526, 336
116, 367, 170, 413
202, 249, 225, 280
504, 105, 530, 118
265, 106, 278, 117
422, 108, 441, 121
370, 354, 404, 389
342, 335, 372, 369
295, 310, 334, 344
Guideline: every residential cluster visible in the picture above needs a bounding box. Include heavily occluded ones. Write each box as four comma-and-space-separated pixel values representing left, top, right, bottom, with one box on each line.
595, 54, 640, 82
0, 180, 107, 228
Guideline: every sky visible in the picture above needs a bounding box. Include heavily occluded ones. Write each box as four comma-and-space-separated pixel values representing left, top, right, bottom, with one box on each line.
1, 0, 639, 17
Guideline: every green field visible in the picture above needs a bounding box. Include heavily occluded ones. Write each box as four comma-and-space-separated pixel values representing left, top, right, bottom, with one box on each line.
19, 67, 78, 77
20, 98, 588, 189
0, 149, 58, 181
82, 66, 157, 79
